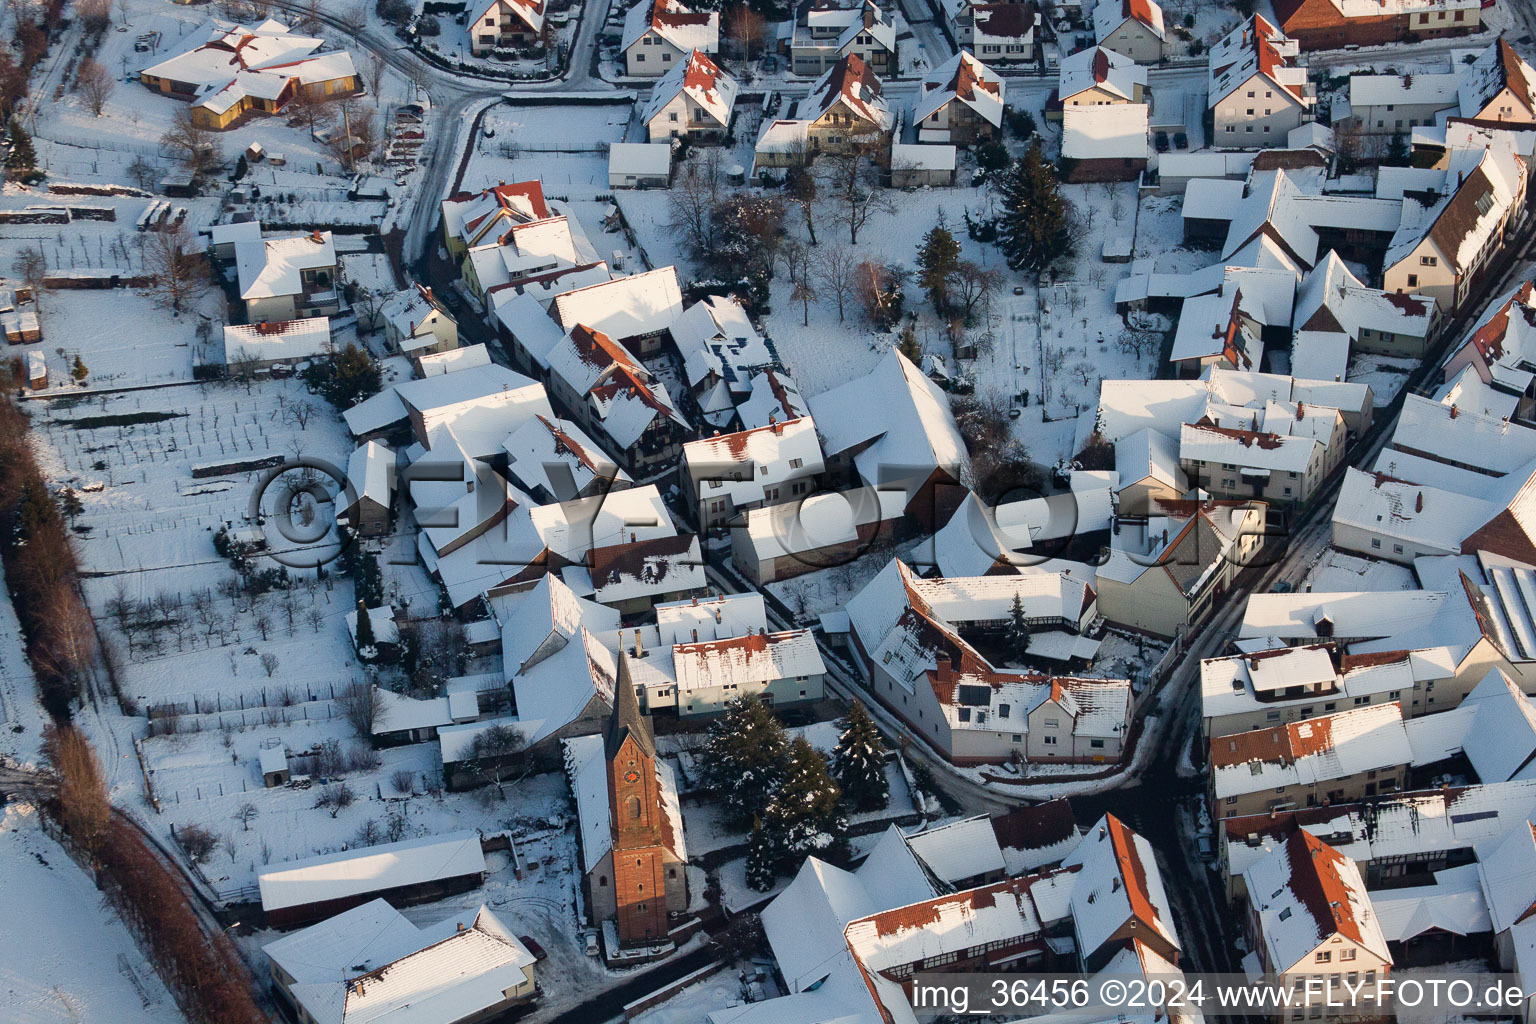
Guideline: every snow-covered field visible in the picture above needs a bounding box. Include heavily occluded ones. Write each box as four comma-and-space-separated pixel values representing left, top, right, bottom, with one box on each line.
0, 804, 186, 1024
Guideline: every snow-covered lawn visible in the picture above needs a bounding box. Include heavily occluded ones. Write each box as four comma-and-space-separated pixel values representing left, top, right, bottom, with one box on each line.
0, 803, 186, 1024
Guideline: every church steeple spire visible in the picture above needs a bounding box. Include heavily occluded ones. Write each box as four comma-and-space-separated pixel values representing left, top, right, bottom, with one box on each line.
605, 637, 655, 761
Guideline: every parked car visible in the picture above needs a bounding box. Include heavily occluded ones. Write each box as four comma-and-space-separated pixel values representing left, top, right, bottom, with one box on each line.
519, 936, 547, 962
584, 929, 600, 956
1154, 131, 1170, 152
1174, 132, 1188, 149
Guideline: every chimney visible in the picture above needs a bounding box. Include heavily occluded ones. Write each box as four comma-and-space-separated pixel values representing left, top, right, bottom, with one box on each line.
310, 229, 323, 243
1450, 404, 1459, 419
630, 531, 637, 543
714, 608, 722, 623
456, 921, 464, 932
691, 628, 698, 642
691, 595, 698, 605
862, 1, 875, 29
773, 419, 783, 435
936, 653, 952, 681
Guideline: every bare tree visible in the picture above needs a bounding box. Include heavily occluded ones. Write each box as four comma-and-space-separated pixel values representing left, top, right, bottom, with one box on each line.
260, 651, 279, 677
13, 244, 47, 314
315, 782, 356, 817
287, 88, 336, 140
126, 155, 157, 191
76, 58, 114, 115
330, 100, 380, 170
723, 3, 766, 63
233, 802, 259, 831
143, 221, 208, 314
817, 245, 858, 321
160, 107, 221, 177
953, 260, 1003, 325
337, 1, 367, 34
175, 823, 219, 864
667, 149, 724, 256
338, 680, 388, 738
782, 242, 819, 325
819, 139, 895, 245
363, 51, 388, 98
307, 606, 326, 633
462, 723, 526, 797
785, 163, 819, 245
75, 0, 113, 33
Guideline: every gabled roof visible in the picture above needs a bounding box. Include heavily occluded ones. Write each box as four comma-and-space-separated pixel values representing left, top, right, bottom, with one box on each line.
235, 231, 335, 299
141, 17, 357, 117
803, 54, 893, 131
1095, 0, 1164, 42
914, 50, 1005, 130
1294, 250, 1435, 341
468, 0, 544, 35
1244, 829, 1390, 974
1063, 813, 1181, 962
1386, 145, 1524, 275
589, 533, 705, 605
1209, 702, 1413, 800
642, 49, 738, 129
1207, 14, 1306, 109
503, 413, 630, 500
1459, 38, 1536, 123
1058, 45, 1145, 104
441, 180, 550, 249
682, 416, 824, 501
551, 266, 684, 343
622, 0, 719, 53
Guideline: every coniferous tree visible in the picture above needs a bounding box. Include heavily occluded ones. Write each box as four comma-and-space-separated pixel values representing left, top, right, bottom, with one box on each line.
701, 696, 790, 831
832, 701, 888, 811
992, 139, 1074, 273
897, 321, 923, 364
761, 737, 849, 873
1006, 592, 1032, 663
6, 118, 37, 179
70, 354, 87, 381
353, 598, 376, 659
745, 818, 779, 891
915, 223, 961, 315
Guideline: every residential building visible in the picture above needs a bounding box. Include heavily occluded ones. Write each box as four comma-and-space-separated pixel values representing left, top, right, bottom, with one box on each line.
1242, 831, 1392, 1022
379, 283, 458, 357
139, 17, 358, 130
263, 900, 537, 1024
641, 49, 737, 143
913, 51, 1005, 145
461, 214, 582, 309
1168, 287, 1263, 376
627, 626, 827, 716
564, 661, 687, 956
1055, 46, 1146, 113
1179, 394, 1350, 506
440, 179, 553, 259
1064, 814, 1183, 970
1060, 103, 1149, 182
789, 0, 896, 77
1270, 0, 1480, 50
927, 483, 1114, 579
467, 0, 545, 56
1208, 16, 1312, 147
621, 0, 719, 77
1459, 39, 1536, 125
551, 266, 684, 358
1382, 142, 1527, 315
943, 0, 1039, 63
588, 534, 708, 615
341, 440, 393, 538
1209, 702, 1412, 818
729, 487, 902, 584
545, 324, 690, 470
502, 413, 631, 503
1094, 0, 1164, 63
682, 417, 824, 530
752, 54, 894, 170
845, 558, 1125, 765
1291, 251, 1437, 382
670, 294, 779, 428
1439, 279, 1536, 424
808, 348, 970, 531
1095, 499, 1267, 638
221, 317, 332, 370
1199, 644, 1429, 738
233, 231, 339, 322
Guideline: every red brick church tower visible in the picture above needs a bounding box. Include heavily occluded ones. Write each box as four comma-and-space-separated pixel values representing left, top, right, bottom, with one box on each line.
604, 657, 670, 947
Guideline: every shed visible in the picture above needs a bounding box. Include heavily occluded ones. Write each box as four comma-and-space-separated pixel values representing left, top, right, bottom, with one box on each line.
257, 831, 488, 929
159, 173, 197, 197
259, 745, 290, 787
890, 143, 956, 188
25, 349, 46, 390
245, 140, 265, 162
608, 143, 672, 189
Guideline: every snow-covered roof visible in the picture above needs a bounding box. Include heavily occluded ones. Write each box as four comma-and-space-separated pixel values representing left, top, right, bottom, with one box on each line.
1200, 646, 1416, 723
1349, 71, 1458, 110
1385, 143, 1524, 275
590, 533, 705, 605
642, 49, 738, 129
622, 0, 719, 53
1386, 392, 1536, 478
346, 440, 393, 509
528, 483, 676, 563
932, 488, 1113, 578
1370, 863, 1490, 943
234, 231, 335, 300
656, 592, 765, 644
259, 745, 288, 776
1180, 420, 1318, 474
1058, 45, 1145, 104
807, 348, 970, 507
608, 142, 672, 177
845, 874, 1043, 976
1479, 816, 1536, 934
1333, 466, 1492, 556
258, 832, 486, 913
463, 216, 580, 294
736, 368, 810, 430
379, 284, 447, 343
1061, 103, 1149, 161
1243, 829, 1389, 974
1063, 814, 1180, 962
683, 417, 823, 504
905, 815, 1007, 884
1097, 500, 1260, 592
563, 731, 685, 874
395, 364, 552, 459
468, 0, 544, 36
913, 51, 1005, 130
223, 317, 332, 363
502, 414, 629, 500
499, 572, 621, 677
267, 899, 535, 1024
1209, 702, 1413, 801
1206, 15, 1306, 110
208, 220, 263, 246
1458, 38, 1536, 122
1094, 0, 1164, 43
1294, 251, 1435, 343
803, 54, 893, 132
732, 487, 904, 562
512, 626, 616, 746
552, 267, 683, 344
141, 18, 356, 118
669, 629, 825, 694
891, 143, 955, 171
441, 181, 551, 251
672, 295, 776, 392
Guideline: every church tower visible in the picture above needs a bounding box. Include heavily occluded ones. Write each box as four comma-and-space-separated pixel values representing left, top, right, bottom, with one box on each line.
604, 653, 670, 947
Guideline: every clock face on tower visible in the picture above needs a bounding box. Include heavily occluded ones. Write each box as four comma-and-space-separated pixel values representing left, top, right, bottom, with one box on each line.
624, 770, 640, 783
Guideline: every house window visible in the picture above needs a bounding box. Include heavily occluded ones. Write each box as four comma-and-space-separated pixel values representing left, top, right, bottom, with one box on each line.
999, 704, 1010, 718
635, 52, 645, 62
1225, 125, 1235, 133
1341, 949, 1356, 961
1044, 736, 1058, 745
1090, 739, 1105, 748
1421, 255, 1437, 266
1392, 544, 1404, 554
1045, 718, 1060, 728
1012, 734, 1023, 743
1317, 952, 1332, 964
1407, 274, 1418, 287
1370, 538, 1382, 549
599, 876, 608, 887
